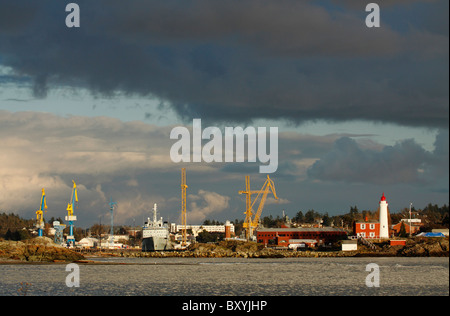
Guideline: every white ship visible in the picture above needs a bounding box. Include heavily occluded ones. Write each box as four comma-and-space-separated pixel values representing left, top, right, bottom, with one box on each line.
142, 203, 173, 251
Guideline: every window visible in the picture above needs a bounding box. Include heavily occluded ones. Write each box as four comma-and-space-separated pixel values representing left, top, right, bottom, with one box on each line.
361, 224, 366, 230
369, 232, 375, 238
360, 232, 366, 237
369, 224, 375, 230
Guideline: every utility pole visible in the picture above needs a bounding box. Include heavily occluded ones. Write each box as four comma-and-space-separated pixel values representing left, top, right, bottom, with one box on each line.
99, 215, 102, 251
109, 198, 117, 249
409, 202, 413, 238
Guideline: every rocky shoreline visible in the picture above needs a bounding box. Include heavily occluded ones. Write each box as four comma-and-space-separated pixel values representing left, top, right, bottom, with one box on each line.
116, 238, 449, 259
1, 237, 448, 263
0, 237, 84, 263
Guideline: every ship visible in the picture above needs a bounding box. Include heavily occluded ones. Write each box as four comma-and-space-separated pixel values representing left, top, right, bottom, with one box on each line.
142, 203, 174, 251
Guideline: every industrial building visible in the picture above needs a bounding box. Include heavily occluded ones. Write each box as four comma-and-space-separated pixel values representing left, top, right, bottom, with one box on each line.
171, 221, 235, 238
256, 227, 347, 247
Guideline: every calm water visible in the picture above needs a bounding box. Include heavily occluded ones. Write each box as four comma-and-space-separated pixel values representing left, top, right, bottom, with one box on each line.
0, 257, 448, 296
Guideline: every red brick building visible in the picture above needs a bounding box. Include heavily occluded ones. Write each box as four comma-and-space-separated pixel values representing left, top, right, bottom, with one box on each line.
353, 221, 381, 239
256, 227, 347, 247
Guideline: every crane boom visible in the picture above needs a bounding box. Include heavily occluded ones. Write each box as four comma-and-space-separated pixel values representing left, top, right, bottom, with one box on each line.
252, 176, 277, 228
181, 168, 188, 247
67, 180, 78, 216
65, 180, 78, 246
239, 175, 253, 239
36, 188, 47, 237
239, 175, 278, 240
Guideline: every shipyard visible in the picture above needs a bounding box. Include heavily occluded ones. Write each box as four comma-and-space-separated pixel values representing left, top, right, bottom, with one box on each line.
0, 170, 448, 262
0, 0, 448, 299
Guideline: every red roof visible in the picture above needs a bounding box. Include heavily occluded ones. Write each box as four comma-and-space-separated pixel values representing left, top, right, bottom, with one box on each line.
380, 192, 386, 202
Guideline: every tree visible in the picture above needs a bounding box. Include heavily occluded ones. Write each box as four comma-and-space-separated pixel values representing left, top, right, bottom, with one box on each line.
4, 228, 29, 241
90, 223, 106, 237
18, 229, 31, 240
4, 229, 13, 240
294, 211, 304, 223
399, 222, 408, 238
322, 213, 332, 227
304, 210, 317, 223
262, 215, 275, 228
350, 205, 359, 218
196, 230, 222, 243
203, 219, 212, 225
233, 219, 244, 237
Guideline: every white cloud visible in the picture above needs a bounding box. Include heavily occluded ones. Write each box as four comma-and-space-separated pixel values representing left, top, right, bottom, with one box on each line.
265, 197, 290, 205
0, 110, 176, 224
187, 190, 230, 224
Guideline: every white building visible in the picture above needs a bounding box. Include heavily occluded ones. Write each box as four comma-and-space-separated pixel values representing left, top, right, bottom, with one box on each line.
112, 234, 129, 242
78, 237, 99, 248
341, 240, 358, 251
379, 193, 390, 238
172, 223, 235, 237
401, 218, 422, 224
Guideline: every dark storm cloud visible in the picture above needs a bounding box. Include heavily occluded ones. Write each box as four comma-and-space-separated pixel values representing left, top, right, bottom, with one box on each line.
0, 0, 448, 127
307, 130, 449, 186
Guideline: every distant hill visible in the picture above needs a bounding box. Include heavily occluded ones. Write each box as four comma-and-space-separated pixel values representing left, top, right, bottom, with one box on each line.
0, 212, 34, 240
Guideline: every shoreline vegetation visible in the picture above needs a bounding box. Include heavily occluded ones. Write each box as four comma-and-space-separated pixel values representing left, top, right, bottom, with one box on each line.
0, 237, 448, 264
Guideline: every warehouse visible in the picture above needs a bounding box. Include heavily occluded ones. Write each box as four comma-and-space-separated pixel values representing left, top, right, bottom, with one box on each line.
257, 227, 347, 247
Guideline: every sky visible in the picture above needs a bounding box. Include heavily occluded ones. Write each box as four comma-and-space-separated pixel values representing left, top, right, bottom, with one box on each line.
0, 0, 448, 228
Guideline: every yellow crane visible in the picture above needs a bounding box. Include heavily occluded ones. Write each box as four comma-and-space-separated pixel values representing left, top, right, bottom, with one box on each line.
181, 168, 188, 247
36, 188, 47, 237
65, 180, 78, 245
239, 175, 278, 240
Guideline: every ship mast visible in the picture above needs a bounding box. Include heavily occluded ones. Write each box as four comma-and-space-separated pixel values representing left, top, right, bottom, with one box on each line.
153, 203, 158, 224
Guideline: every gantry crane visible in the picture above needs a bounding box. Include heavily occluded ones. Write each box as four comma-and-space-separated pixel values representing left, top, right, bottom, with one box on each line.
181, 168, 188, 247
53, 221, 66, 245
36, 188, 47, 237
65, 180, 78, 246
239, 175, 278, 240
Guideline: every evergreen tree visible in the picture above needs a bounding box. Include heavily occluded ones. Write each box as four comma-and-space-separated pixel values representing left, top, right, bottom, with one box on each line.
304, 210, 317, 223
399, 221, 408, 237
294, 211, 304, 223
322, 213, 332, 226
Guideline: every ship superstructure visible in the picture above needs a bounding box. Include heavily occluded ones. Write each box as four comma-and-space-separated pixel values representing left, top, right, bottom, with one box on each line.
142, 203, 173, 251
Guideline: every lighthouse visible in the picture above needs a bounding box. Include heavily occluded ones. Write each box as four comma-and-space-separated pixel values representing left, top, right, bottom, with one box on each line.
379, 193, 390, 238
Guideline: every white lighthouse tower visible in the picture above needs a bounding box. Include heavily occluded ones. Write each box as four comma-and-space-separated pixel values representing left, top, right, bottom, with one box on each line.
379, 193, 390, 238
